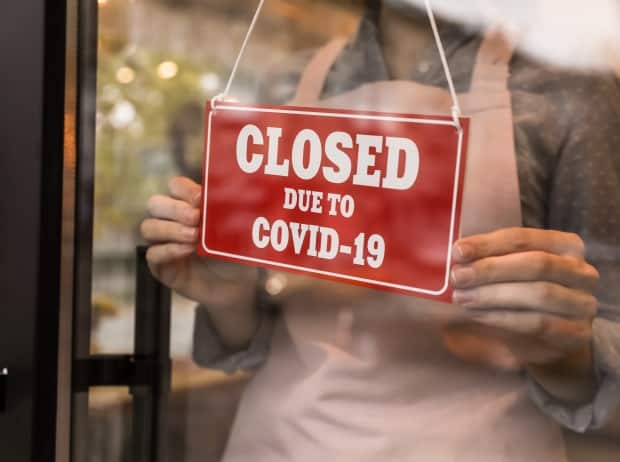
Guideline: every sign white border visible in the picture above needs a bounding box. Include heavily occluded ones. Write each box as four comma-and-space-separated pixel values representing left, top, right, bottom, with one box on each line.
200, 103, 465, 296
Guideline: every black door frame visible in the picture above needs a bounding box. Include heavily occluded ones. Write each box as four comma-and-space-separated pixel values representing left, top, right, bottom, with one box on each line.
0, 0, 68, 460
2, 2, 174, 459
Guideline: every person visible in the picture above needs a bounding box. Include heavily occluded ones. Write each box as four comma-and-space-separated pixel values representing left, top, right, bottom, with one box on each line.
141, 1, 620, 460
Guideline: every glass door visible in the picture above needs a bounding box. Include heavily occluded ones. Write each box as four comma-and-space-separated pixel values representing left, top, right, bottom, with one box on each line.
69, 1, 364, 460
67, 1, 620, 461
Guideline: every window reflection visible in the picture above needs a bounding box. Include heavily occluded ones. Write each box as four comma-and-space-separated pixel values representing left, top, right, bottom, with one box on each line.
88, 1, 620, 460
90, 0, 361, 460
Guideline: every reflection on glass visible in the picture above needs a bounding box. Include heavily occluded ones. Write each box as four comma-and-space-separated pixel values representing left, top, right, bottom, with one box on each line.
89, 0, 361, 459
89, 1, 620, 460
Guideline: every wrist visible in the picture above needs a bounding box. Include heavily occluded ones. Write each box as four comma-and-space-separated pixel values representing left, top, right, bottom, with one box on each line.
208, 300, 259, 351
527, 345, 597, 403
201, 267, 261, 350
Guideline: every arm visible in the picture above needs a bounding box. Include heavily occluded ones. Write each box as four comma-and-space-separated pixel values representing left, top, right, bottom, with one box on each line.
449, 71, 620, 434
528, 71, 620, 434
450, 227, 620, 435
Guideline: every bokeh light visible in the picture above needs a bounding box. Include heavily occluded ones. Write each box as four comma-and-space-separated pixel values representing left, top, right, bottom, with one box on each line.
157, 60, 178, 80
115, 66, 135, 84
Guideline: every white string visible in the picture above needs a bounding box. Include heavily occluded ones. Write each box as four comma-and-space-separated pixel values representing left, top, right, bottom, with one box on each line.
213, 0, 266, 105
424, 0, 462, 128
217, 0, 462, 129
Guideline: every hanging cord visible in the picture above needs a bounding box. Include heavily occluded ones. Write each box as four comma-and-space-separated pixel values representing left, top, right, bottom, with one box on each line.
212, 0, 266, 106
215, 0, 462, 130
424, 0, 462, 129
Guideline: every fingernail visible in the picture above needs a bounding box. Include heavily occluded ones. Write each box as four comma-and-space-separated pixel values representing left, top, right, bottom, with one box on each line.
452, 267, 475, 287
192, 192, 202, 206
453, 243, 474, 262
453, 289, 476, 306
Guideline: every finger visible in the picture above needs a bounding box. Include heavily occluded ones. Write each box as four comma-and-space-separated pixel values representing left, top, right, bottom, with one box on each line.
168, 176, 202, 207
452, 251, 600, 292
453, 228, 585, 263
453, 282, 598, 320
466, 311, 593, 351
147, 195, 200, 226
141, 218, 198, 244
146, 243, 194, 270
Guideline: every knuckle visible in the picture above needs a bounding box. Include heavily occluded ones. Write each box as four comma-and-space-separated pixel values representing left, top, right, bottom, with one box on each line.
468, 240, 483, 259
562, 254, 582, 276
146, 246, 161, 269
168, 176, 182, 193
188, 179, 200, 193
140, 219, 153, 239
511, 228, 531, 252
583, 294, 599, 318
146, 246, 156, 262
533, 252, 553, 278
584, 263, 601, 287
532, 314, 548, 336
534, 282, 557, 304
567, 232, 585, 256
468, 286, 488, 307
563, 254, 581, 267
172, 201, 185, 221
147, 196, 157, 214
569, 258, 600, 290
504, 227, 522, 237
161, 244, 174, 261
147, 195, 163, 215
475, 258, 494, 280
588, 263, 601, 280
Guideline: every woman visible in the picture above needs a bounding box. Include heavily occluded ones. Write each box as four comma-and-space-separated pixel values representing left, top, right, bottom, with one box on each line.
141, 1, 620, 460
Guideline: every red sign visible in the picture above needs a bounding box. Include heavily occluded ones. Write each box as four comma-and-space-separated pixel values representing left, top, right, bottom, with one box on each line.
198, 102, 469, 301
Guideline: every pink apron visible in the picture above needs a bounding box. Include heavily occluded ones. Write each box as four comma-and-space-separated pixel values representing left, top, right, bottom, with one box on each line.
221, 30, 568, 462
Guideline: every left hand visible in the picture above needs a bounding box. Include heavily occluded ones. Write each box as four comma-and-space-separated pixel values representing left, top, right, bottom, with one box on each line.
443, 228, 600, 372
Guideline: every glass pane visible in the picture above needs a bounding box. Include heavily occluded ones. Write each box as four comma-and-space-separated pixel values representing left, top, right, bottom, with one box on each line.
82, 0, 620, 461
87, 0, 363, 460
87, 388, 133, 461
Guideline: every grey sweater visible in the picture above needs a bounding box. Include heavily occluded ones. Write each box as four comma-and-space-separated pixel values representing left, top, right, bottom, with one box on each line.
193, 12, 620, 434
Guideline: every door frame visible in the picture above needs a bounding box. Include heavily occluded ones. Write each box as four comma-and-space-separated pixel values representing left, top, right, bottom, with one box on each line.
0, 0, 68, 460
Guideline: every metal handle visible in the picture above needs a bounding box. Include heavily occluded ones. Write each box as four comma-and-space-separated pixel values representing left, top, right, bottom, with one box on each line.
131, 246, 172, 462
73, 247, 171, 462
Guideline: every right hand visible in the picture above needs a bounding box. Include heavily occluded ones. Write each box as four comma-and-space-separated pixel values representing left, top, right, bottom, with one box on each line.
142, 176, 260, 348
141, 176, 210, 304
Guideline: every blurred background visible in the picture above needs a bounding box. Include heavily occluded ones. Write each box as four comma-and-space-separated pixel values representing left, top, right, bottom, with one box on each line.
89, 0, 362, 460
88, 1, 620, 460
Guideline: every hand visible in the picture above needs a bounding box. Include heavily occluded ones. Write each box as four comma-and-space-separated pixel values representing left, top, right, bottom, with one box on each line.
141, 176, 208, 302
141, 176, 259, 348
443, 228, 599, 377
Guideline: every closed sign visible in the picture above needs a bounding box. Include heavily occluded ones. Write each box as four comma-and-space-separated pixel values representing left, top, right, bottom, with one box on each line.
198, 102, 469, 301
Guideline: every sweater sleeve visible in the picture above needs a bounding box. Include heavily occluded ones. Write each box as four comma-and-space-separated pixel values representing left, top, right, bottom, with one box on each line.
192, 301, 278, 374
526, 71, 620, 433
